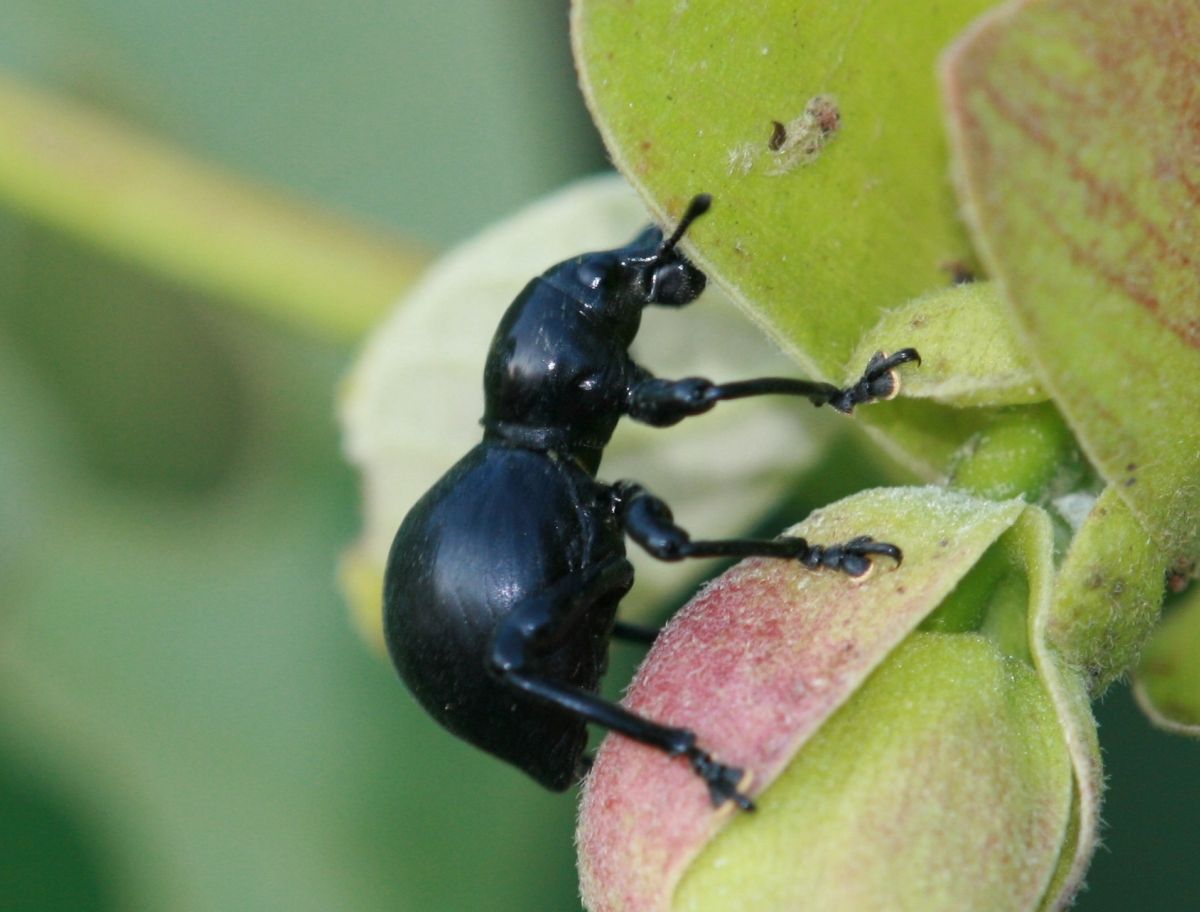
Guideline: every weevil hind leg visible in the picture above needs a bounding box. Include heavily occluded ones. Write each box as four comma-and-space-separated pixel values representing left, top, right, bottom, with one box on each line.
495, 666, 755, 811
487, 562, 752, 811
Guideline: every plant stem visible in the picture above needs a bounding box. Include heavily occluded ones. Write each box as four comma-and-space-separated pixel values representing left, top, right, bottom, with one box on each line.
0, 74, 429, 341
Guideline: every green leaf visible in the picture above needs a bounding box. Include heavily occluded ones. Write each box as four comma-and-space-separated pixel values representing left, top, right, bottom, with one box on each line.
572, 0, 996, 378
1015, 508, 1103, 911
943, 0, 1200, 563
853, 397, 996, 481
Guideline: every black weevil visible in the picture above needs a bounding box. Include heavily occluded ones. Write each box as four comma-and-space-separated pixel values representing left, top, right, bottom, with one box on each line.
383, 195, 919, 809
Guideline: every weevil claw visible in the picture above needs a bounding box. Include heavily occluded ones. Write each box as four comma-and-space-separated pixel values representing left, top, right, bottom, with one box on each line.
687, 748, 756, 812
831, 348, 922, 412
803, 536, 904, 578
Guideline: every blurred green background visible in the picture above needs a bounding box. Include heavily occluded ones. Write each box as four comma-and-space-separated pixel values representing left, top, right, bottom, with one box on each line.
0, 3, 1193, 910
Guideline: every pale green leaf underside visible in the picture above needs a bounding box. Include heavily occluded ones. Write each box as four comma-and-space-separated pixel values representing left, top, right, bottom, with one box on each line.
849, 279, 1048, 476
943, 0, 1200, 562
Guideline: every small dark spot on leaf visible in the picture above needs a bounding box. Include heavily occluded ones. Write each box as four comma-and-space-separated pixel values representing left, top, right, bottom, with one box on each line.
1126, 462, 1137, 471
761, 94, 841, 175
940, 260, 977, 284
640, 139, 652, 152
908, 315, 927, 329
810, 97, 840, 135
1085, 570, 1105, 590
1124, 476, 1137, 487
938, 539, 950, 548
768, 120, 786, 151
1167, 557, 1195, 593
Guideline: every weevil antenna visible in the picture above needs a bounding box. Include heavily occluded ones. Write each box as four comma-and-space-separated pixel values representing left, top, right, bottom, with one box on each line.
656, 193, 712, 259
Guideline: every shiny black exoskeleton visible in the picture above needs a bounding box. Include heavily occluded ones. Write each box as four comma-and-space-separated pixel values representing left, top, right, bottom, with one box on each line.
383, 195, 919, 809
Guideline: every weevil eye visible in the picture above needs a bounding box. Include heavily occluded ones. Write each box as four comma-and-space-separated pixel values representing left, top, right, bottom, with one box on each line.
650, 260, 706, 307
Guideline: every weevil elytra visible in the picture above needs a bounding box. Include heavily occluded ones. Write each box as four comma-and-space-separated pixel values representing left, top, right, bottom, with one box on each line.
383, 195, 918, 808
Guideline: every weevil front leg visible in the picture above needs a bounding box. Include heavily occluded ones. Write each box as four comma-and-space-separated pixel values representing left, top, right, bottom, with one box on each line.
625, 348, 921, 426
613, 482, 902, 579
487, 556, 753, 810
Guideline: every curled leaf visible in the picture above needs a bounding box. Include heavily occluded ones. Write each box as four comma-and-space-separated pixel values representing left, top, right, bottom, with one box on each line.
850, 280, 1055, 483
1048, 485, 1168, 694
578, 490, 1102, 912
852, 282, 1045, 408
1016, 507, 1103, 911
1134, 584, 1200, 736
674, 633, 1071, 912
578, 487, 1027, 911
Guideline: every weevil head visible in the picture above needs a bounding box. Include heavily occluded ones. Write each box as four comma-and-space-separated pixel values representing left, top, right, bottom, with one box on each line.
539, 194, 711, 337
482, 194, 714, 468
621, 193, 712, 309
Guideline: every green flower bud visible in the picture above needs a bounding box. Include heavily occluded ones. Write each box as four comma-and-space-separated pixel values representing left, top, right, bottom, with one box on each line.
674, 633, 1067, 911
1049, 486, 1170, 695
578, 487, 1100, 912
